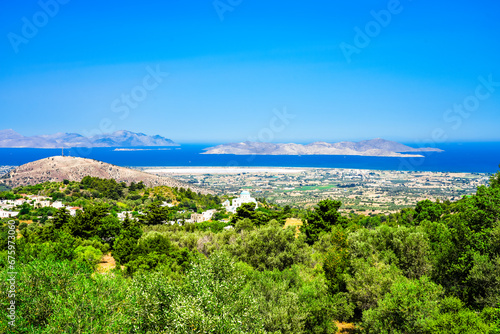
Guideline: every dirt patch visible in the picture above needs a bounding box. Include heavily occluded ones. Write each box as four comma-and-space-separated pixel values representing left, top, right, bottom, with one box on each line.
283, 217, 302, 238
335, 322, 359, 333
97, 253, 116, 273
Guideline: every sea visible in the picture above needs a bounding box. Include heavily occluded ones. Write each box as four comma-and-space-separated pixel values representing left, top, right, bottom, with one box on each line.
0, 142, 499, 174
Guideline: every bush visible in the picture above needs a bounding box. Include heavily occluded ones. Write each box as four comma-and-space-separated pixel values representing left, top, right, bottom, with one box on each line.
346, 258, 402, 312
362, 276, 442, 333
122, 251, 265, 333
428, 297, 491, 334
244, 266, 337, 334
74, 245, 103, 268
226, 221, 311, 271
124, 232, 194, 276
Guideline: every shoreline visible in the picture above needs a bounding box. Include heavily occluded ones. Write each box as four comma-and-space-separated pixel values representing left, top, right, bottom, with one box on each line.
137, 166, 490, 176
1, 164, 493, 176
139, 166, 310, 174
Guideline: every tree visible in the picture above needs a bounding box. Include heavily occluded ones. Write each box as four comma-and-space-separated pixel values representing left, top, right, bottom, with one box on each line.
69, 204, 108, 239
301, 199, 346, 245
233, 202, 257, 222
97, 215, 121, 247
362, 276, 443, 333
490, 164, 500, 188
140, 201, 170, 225
125, 232, 194, 275
226, 221, 311, 271
436, 185, 500, 304
112, 216, 143, 265
414, 199, 444, 223
51, 207, 70, 230
323, 226, 350, 295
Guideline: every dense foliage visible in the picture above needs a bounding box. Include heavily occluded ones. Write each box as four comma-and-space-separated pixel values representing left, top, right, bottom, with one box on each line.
1, 169, 500, 333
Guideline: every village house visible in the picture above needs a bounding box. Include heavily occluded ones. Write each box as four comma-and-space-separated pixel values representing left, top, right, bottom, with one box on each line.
0, 200, 15, 210
0, 209, 19, 218
190, 209, 217, 223
13, 198, 26, 206
68, 207, 83, 216
190, 213, 205, 223
223, 190, 258, 213
117, 211, 142, 221
51, 201, 65, 209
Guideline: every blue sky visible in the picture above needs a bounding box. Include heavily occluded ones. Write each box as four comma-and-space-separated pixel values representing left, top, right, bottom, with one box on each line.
0, 0, 499, 143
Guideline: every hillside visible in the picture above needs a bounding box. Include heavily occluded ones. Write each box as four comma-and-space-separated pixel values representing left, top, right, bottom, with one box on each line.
202, 138, 443, 157
0, 129, 178, 148
0, 156, 213, 194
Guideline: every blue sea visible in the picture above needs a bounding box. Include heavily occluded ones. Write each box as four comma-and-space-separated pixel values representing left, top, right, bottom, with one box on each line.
0, 142, 499, 174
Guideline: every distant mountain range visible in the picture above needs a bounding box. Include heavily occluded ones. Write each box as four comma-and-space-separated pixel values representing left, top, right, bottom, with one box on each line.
202, 139, 443, 157
0, 129, 178, 148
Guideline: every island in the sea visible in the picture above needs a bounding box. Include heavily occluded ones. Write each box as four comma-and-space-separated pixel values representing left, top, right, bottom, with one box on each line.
0, 129, 178, 148
202, 138, 443, 158
113, 148, 173, 151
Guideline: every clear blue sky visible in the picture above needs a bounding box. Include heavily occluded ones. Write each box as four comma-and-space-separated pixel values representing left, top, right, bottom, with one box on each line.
1, 0, 499, 143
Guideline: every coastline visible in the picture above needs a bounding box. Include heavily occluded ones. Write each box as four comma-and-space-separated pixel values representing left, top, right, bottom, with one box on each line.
137, 166, 490, 177
139, 166, 310, 174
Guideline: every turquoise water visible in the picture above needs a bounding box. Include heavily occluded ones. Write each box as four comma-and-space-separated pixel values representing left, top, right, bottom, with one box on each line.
0, 142, 499, 173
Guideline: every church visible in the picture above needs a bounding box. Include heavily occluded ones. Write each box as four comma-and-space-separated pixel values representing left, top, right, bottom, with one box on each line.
222, 190, 258, 213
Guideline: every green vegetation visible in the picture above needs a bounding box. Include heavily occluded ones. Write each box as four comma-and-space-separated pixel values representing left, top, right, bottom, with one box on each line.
0, 168, 499, 333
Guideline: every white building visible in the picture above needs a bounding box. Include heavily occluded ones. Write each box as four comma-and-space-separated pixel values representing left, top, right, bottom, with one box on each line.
117, 211, 142, 221
13, 199, 26, 206
0, 200, 15, 210
34, 200, 51, 208
223, 191, 258, 214
0, 210, 19, 218
190, 209, 218, 223
68, 207, 83, 216
51, 201, 65, 209
202, 209, 217, 221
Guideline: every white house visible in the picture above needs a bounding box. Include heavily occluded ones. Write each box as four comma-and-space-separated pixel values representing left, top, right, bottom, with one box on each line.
34, 200, 51, 208
223, 191, 258, 214
190, 209, 217, 223
0, 210, 19, 218
68, 207, 83, 216
202, 209, 217, 221
0, 201, 15, 210
14, 199, 26, 206
51, 201, 65, 209
117, 211, 142, 221
190, 213, 204, 223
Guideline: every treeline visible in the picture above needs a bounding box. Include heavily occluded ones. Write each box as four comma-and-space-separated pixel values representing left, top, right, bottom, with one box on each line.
0, 171, 499, 333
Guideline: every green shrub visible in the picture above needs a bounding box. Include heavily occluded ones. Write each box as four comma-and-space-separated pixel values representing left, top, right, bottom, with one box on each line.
74, 245, 103, 268
427, 297, 491, 334
362, 276, 443, 333
122, 251, 265, 333
226, 221, 311, 271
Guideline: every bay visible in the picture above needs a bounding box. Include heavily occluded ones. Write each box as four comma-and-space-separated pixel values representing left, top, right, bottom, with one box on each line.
0, 142, 499, 173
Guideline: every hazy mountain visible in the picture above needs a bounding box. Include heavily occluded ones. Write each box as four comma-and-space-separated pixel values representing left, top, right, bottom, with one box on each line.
1, 156, 212, 194
202, 139, 443, 157
0, 129, 178, 148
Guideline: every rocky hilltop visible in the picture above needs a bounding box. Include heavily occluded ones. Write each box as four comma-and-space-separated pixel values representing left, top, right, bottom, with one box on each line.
0, 129, 178, 148
202, 139, 443, 157
1, 156, 213, 194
